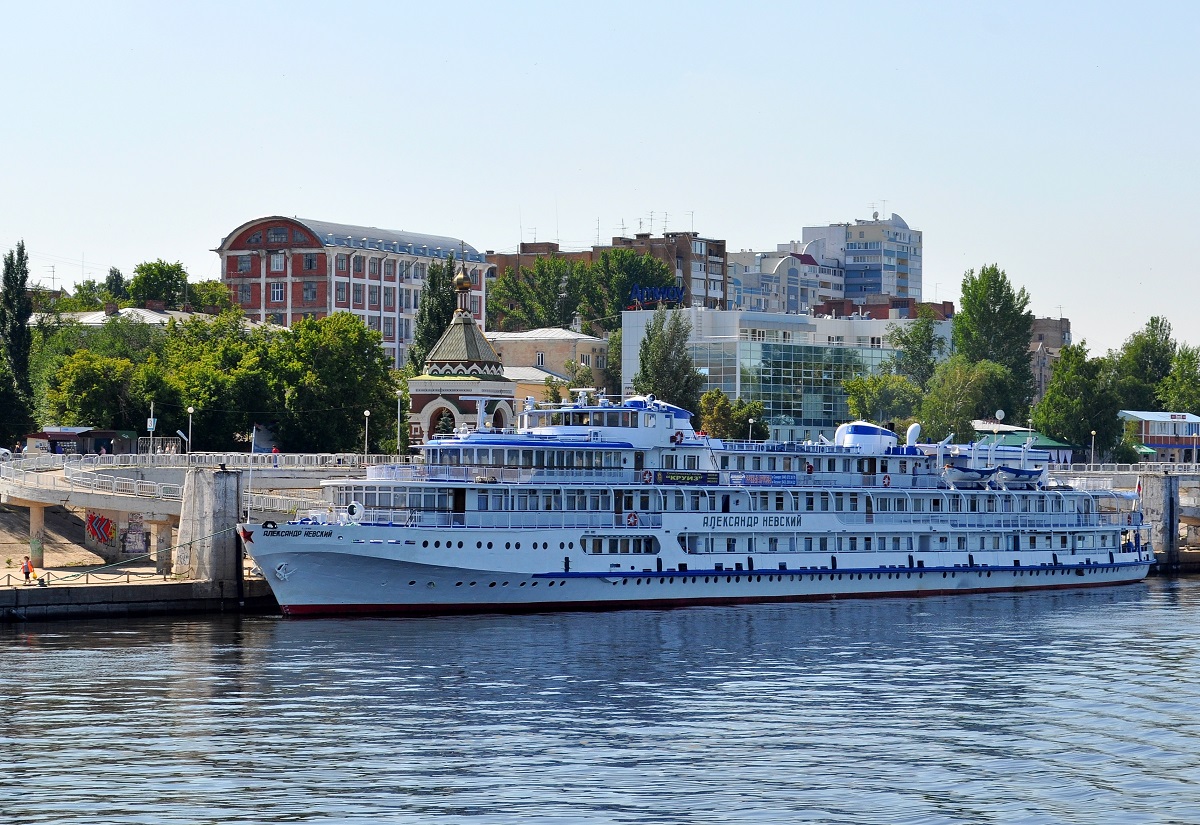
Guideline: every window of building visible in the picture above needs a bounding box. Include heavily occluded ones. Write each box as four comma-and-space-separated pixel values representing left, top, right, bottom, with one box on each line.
597, 355, 607, 370
270, 282, 284, 302
292, 230, 307, 244
268, 227, 288, 244
368, 285, 380, 307
336, 282, 347, 303
692, 240, 706, 256
237, 255, 251, 273
579, 354, 590, 367
536, 351, 544, 366
336, 254, 348, 271
369, 258, 379, 276
384, 318, 394, 337
238, 283, 251, 304
247, 231, 262, 244
303, 254, 317, 271
367, 316, 380, 331
352, 284, 364, 305
384, 287, 395, 309
353, 255, 363, 273
470, 296, 480, 315
384, 260, 395, 277
302, 282, 317, 302
270, 253, 285, 273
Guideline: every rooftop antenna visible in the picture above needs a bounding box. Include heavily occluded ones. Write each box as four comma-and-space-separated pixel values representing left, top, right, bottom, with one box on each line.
596, 217, 601, 246
663, 211, 669, 231
649, 211, 654, 234
881, 199, 888, 219
687, 210, 695, 232
868, 202, 877, 218
555, 200, 560, 245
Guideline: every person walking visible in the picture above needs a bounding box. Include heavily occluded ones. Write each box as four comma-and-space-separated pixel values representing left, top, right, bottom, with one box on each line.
20, 555, 34, 585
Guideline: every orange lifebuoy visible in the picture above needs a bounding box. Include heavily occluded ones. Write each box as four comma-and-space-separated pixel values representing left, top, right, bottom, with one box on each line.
673, 431, 684, 444
883, 474, 891, 487
642, 470, 654, 484
627, 512, 639, 527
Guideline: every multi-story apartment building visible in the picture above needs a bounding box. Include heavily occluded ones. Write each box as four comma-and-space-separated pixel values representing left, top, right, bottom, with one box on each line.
802, 213, 922, 300
216, 216, 487, 369
727, 250, 845, 313
1030, 316, 1072, 404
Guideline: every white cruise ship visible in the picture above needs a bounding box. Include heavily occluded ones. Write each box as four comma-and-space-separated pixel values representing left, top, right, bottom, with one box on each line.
239, 393, 1152, 616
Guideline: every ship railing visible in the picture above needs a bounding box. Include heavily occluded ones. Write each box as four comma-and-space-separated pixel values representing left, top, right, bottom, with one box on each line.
831, 513, 1137, 530
369, 465, 649, 485
346, 508, 663, 530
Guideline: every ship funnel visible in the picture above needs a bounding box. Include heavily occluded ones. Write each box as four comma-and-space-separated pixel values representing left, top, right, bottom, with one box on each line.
906, 423, 921, 447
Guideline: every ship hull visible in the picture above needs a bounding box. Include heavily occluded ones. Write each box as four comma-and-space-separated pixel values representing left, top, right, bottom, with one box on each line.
245, 531, 1152, 617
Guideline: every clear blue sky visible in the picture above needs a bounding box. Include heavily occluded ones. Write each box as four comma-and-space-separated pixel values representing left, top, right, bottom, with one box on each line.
2, 1, 1196, 353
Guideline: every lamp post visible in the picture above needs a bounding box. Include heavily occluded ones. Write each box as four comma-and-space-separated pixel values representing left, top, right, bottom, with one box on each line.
364, 410, 371, 462
187, 406, 194, 454
748, 418, 755, 441
1090, 429, 1097, 470
395, 390, 403, 456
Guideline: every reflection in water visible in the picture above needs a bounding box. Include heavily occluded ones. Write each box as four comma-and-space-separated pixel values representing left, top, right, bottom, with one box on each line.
4, 581, 1200, 823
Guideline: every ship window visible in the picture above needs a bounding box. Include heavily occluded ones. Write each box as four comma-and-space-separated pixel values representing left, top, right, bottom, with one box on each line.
685, 455, 698, 470
1029, 536, 1036, 548
819, 537, 828, 552
1061, 535, 1068, 548
968, 497, 978, 512
986, 497, 997, 512
769, 537, 779, 552
834, 494, 844, 512
848, 537, 857, 551
806, 493, 815, 511
804, 537, 812, 552
726, 538, 737, 552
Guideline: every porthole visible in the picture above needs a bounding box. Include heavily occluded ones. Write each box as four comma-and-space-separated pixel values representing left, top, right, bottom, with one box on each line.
548, 581, 555, 587
756, 575, 762, 582
422, 541, 429, 548
659, 578, 666, 584
458, 541, 464, 549
622, 580, 628, 586
455, 582, 463, 587
516, 542, 521, 550
569, 542, 574, 549
560, 542, 565, 550
487, 542, 493, 549
705, 577, 710, 583
502, 582, 509, 587
726, 576, 732, 583
505, 542, 511, 549
434, 541, 440, 548
532, 581, 539, 587
942, 572, 947, 578
489, 582, 497, 588
408, 580, 417, 585
470, 581, 476, 586
476, 541, 482, 549
519, 582, 526, 587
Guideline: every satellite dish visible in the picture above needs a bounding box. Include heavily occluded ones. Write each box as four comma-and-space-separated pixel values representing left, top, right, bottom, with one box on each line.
995, 410, 1005, 421
872, 211, 879, 220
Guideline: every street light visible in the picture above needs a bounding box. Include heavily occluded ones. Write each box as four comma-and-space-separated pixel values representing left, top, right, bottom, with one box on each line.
187, 406, 194, 454
748, 417, 755, 441
1090, 429, 1097, 470
364, 409, 371, 461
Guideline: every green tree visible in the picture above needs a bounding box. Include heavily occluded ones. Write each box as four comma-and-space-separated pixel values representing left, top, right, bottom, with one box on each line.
920, 355, 1010, 442
105, 267, 128, 301
698, 388, 735, 439
434, 409, 456, 435
730, 396, 768, 441
543, 375, 564, 404
1, 241, 34, 399
1156, 343, 1200, 414
129, 259, 189, 307
271, 313, 395, 452
952, 264, 1035, 415
842, 372, 923, 423
409, 254, 457, 371
487, 255, 583, 332
54, 279, 105, 311
604, 329, 621, 392
631, 305, 704, 416
187, 280, 234, 311
44, 351, 140, 428
885, 305, 946, 390
1107, 316, 1177, 410
562, 359, 593, 388
1030, 342, 1122, 458
579, 249, 674, 335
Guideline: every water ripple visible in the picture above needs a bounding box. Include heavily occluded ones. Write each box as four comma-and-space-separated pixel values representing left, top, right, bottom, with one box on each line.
4, 581, 1200, 823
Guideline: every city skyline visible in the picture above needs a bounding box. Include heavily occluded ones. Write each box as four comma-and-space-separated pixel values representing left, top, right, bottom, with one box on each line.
1, 2, 1196, 354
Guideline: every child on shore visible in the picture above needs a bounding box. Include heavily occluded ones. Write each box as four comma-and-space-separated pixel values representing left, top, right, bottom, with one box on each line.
21, 555, 34, 584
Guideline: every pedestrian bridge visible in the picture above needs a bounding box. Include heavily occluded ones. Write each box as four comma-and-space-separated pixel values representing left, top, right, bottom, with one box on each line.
0, 451, 414, 566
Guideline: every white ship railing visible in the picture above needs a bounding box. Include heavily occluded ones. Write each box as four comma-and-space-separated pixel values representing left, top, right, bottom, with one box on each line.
332, 509, 664, 530
830, 512, 1139, 529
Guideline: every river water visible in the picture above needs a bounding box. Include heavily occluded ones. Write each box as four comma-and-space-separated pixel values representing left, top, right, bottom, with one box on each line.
3, 579, 1200, 824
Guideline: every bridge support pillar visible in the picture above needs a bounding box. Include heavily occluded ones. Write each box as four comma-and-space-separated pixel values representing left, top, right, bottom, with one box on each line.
1143, 473, 1180, 572
176, 468, 244, 589
149, 520, 174, 575
28, 504, 45, 568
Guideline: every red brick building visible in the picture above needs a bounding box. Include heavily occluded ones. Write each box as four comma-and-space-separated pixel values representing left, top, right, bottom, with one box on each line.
216, 216, 487, 369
